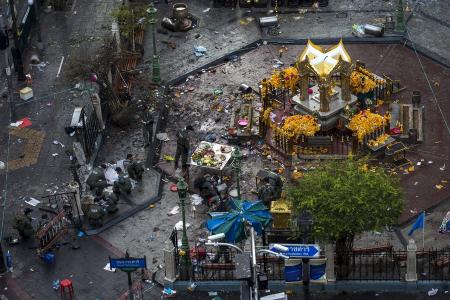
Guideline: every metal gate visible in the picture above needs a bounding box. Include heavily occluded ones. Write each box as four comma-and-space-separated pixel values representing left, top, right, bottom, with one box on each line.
40, 191, 82, 227
36, 210, 69, 255
77, 105, 101, 161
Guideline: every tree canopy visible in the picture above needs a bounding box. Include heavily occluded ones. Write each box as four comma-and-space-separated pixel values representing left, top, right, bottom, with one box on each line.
287, 159, 403, 246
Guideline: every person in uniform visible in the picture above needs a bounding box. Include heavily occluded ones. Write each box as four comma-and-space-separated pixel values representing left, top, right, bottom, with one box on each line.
113, 167, 132, 194
87, 203, 104, 227
126, 154, 145, 181
174, 125, 194, 171
86, 164, 109, 195
12, 208, 34, 240
142, 105, 154, 148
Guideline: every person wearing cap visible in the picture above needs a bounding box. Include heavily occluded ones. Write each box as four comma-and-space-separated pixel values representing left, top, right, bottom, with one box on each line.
12, 208, 34, 239
113, 167, 132, 194
175, 125, 194, 171
126, 154, 144, 181
86, 164, 109, 195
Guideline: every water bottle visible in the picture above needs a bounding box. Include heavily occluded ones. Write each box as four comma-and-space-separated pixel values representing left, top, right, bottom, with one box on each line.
6, 251, 12, 272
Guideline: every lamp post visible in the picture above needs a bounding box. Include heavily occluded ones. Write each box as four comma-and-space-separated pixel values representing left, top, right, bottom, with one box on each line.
177, 178, 191, 280
147, 3, 161, 84
395, 0, 406, 32
231, 147, 243, 199
298, 210, 313, 300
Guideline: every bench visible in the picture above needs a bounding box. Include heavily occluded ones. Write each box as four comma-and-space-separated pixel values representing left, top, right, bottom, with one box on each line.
432, 257, 450, 268
351, 245, 393, 254
307, 136, 332, 147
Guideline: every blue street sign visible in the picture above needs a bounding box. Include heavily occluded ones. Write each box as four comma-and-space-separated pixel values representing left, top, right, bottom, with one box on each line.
269, 244, 320, 258
110, 257, 147, 269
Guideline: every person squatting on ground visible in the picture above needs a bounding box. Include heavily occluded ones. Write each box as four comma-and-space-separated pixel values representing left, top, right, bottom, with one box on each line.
114, 167, 132, 194
86, 164, 109, 195
125, 154, 144, 181
12, 208, 34, 240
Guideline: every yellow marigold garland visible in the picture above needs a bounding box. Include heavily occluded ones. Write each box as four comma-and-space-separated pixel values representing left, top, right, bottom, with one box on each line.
348, 110, 385, 142
350, 69, 376, 94
281, 115, 320, 138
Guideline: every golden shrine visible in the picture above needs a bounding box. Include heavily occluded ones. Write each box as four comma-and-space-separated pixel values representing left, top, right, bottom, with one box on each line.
258, 39, 396, 162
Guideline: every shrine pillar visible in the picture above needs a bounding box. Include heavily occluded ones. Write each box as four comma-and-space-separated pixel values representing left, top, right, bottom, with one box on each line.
319, 81, 330, 112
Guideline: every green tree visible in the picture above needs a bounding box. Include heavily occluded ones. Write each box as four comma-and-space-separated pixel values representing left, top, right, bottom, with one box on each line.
111, 4, 149, 50
287, 159, 403, 254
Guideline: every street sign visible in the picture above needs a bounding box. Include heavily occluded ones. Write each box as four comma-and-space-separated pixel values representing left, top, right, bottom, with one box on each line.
269, 244, 320, 258
109, 257, 147, 269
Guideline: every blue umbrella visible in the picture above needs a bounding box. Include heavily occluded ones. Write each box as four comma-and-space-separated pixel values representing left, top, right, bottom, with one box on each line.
207, 200, 272, 243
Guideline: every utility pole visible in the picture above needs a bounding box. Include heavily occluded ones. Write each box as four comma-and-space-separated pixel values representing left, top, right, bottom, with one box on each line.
1, 8, 16, 121
8, 0, 26, 81
147, 3, 161, 84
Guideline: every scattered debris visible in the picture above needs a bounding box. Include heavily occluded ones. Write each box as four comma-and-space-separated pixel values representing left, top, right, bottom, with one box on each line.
0, 161, 4, 170
427, 288, 438, 296
156, 133, 170, 141
436, 185, 444, 190
202, 8, 210, 13
168, 206, 180, 216
174, 221, 191, 230
440, 164, 446, 171
56, 56, 65, 78
103, 263, 116, 272
25, 197, 40, 207
52, 140, 65, 148
164, 154, 175, 161
190, 194, 203, 206
194, 46, 207, 57
163, 288, 177, 298
29, 61, 48, 71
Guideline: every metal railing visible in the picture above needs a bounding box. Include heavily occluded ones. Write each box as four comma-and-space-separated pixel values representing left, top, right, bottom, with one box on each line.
335, 251, 406, 281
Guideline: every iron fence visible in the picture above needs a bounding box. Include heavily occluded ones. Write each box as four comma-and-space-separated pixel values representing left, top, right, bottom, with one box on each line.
416, 250, 450, 281
178, 248, 450, 282
335, 251, 406, 281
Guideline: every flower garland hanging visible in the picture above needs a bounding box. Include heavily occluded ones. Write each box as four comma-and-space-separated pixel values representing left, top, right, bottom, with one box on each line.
348, 110, 385, 142
282, 67, 300, 93
350, 69, 376, 94
266, 67, 300, 92
280, 115, 320, 138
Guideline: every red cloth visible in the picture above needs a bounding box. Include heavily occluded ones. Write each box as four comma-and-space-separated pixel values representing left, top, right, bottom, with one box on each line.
18, 117, 32, 128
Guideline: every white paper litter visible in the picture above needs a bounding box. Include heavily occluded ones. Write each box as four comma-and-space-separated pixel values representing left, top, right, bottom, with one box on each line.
156, 133, 170, 141
168, 206, 180, 216
52, 140, 65, 148
428, 288, 438, 296
104, 263, 116, 272
174, 221, 191, 230
10, 121, 23, 127
191, 194, 203, 206
203, 7, 210, 12
25, 197, 41, 206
